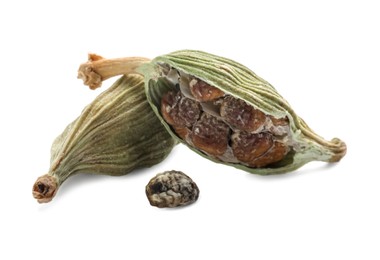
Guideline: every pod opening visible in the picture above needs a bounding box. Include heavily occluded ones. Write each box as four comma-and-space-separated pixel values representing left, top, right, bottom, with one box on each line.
148, 64, 296, 169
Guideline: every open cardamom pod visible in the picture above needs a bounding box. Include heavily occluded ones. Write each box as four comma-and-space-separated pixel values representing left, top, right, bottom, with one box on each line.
77, 50, 346, 175
32, 74, 176, 203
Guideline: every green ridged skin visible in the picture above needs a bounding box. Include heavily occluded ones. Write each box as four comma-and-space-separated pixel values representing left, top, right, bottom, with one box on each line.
141, 50, 346, 175
50, 74, 176, 185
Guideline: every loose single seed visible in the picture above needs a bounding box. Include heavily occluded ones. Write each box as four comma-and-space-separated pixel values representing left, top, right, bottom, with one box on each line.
146, 170, 199, 208
161, 90, 201, 127
191, 113, 230, 156
220, 95, 267, 132
189, 78, 225, 102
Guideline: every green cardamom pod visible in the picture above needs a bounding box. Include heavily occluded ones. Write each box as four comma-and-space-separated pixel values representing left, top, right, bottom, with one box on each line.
140, 50, 346, 175
32, 74, 176, 203
76, 51, 346, 176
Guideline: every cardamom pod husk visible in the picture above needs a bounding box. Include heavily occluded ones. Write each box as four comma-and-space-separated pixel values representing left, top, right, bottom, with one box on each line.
77, 50, 346, 176
33, 74, 176, 203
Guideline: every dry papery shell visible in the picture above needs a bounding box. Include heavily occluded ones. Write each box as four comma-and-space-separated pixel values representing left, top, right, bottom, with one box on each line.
33, 74, 176, 203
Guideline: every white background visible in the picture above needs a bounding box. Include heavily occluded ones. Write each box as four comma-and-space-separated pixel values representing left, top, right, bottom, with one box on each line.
1, 0, 379, 259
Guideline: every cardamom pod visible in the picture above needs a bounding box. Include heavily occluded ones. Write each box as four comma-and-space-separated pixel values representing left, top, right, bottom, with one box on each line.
32, 74, 176, 203
76, 51, 346, 176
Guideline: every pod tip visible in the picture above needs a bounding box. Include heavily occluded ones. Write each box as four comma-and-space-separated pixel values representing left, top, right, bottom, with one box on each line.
329, 138, 347, 163
32, 174, 58, 203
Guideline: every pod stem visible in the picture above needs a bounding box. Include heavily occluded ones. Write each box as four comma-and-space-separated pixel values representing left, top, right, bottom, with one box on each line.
77, 54, 150, 89
297, 118, 347, 163
264, 96, 346, 163
32, 174, 59, 203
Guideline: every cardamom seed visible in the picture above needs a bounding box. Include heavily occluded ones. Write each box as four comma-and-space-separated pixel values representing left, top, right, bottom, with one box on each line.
32, 74, 176, 203
146, 170, 199, 208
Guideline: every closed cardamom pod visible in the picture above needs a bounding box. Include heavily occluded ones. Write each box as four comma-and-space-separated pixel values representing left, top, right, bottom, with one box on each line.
32, 74, 176, 203
77, 51, 346, 176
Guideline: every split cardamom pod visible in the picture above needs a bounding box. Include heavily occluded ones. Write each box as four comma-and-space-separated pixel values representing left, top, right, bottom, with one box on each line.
32, 74, 176, 203
77, 50, 346, 175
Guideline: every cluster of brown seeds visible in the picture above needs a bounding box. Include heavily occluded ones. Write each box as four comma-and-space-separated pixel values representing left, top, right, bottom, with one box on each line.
161, 71, 292, 168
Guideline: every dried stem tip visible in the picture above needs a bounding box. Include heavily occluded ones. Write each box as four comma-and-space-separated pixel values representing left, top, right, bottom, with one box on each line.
32, 175, 58, 203
77, 54, 150, 90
